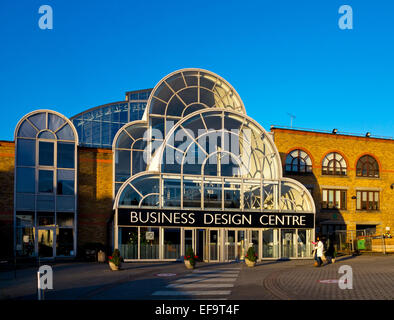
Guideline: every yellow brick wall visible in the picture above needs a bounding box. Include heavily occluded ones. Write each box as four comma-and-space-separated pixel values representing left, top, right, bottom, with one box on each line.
0, 141, 15, 257
77, 147, 113, 248
271, 128, 394, 235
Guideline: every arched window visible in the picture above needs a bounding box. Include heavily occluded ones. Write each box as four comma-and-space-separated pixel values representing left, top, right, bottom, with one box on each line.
322, 152, 347, 176
285, 149, 312, 173
14, 110, 78, 258
356, 155, 379, 178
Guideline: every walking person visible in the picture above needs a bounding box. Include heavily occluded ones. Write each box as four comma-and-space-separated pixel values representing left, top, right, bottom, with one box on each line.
314, 236, 324, 267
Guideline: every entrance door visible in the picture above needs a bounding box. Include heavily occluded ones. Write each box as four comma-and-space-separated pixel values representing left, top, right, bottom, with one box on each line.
208, 229, 219, 261
184, 229, 194, 256
281, 229, 296, 258
37, 228, 55, 258
196, 229, 206, 261
237, 230, 246, 260
225, 230, 236, 261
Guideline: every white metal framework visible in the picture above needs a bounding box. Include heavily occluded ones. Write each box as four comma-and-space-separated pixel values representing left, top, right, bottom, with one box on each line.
112, 68, 316, 261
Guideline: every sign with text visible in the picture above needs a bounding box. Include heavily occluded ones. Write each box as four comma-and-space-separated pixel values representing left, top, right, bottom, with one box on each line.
117, 208, 314, 229
145, 231, 154, 240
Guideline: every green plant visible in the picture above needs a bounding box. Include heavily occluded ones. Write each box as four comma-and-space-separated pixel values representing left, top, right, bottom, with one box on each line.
245, 246, 257, 262
184, 247, 198, 267
108, 249, 123, 267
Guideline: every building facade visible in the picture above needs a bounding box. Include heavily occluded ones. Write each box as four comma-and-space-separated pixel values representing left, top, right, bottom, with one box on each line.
0, 68, 392, 261
271, 127, 394, 240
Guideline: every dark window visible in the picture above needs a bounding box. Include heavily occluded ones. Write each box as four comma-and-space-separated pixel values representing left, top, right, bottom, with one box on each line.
356, 191, 379, 210
285, 149, 312, 174
16, 167, 35, 193
57, 143, 75, 168
39, 170, 54, 193
37, 212, 55, 226
322, 189, 347, 210
16, 139, 35, 166
57, 212, 74, 227
39, 141, 54, 166
356, 155, 379, 178
57, 170, 74, 195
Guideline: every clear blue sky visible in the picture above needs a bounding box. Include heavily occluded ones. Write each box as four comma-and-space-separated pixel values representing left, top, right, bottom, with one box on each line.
0, 0, 393, 140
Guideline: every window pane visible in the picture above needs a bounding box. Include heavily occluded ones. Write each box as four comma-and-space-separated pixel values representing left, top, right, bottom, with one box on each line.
16, 167, 35, 193
119, 227, 138, 259
48, 113, 65, 132
17, 139, 35, 166
335, 190, 340, 208
183, 179, 202, 208
15, 227, 35, 257
37, 212, 55, 226
163, 179, 181, 207
57, 143, 75, 168
57, 228, 74, 256
140, 227, 159, 259
328, 190, 334, 208
341, 191, 346, 210
39, 141, 54, 166
115, 150, 131, 182
28, 113, 46, 131
224, 183, 241, 209
38, 131, 56, 139
204, 183, 222, 208
357, 191, 361, 210
18, 120, 37, 138
39, 170, 53, 193
16, 212, 34, 227
56, 124, 74, 141
57, 170, 75, 195
164, 228, 181, 259
57, 212, 74, 227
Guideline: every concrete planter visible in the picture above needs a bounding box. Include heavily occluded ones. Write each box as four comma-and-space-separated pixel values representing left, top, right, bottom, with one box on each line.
184, 259, 195, 269
245, 258, 256, 267
109, 261, 121, 271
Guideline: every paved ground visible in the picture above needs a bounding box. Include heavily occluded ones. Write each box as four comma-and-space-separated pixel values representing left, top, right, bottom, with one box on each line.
0, 255, 393, 300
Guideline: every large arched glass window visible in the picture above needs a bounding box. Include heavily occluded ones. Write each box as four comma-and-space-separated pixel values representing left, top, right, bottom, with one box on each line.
356, 155, 379, 178
285, 149, 312, 174
14, 110, 78, 258
322, 152, 347, 176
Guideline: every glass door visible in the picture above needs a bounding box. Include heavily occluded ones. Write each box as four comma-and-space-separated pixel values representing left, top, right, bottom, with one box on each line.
196, 229, 206, 261
281, 229, 296, 258
184, 228, 194, 257
225, 230, 236, 261
208, 229, 219, 261
37, 228, 55, 258
251, 230, 259, 260
237, 230, 246, 260
262, 229, 279, 258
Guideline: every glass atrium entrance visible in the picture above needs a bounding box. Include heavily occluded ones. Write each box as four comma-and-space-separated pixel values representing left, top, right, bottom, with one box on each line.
113, 68, 316, 262
118, 226, 313, 261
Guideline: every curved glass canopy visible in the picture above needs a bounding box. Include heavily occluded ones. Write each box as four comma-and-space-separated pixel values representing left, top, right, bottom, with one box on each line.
113, 68, 315, 216
71, 88, 152, 148
147, 69, 245, 140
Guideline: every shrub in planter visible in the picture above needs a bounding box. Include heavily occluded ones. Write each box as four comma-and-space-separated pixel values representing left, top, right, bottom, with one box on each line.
108, 249, 123, 270
184, 247, 198, 269
245, 246, 257, 267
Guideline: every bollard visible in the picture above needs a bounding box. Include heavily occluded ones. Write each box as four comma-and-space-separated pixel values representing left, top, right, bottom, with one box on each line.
37, 271, 41, 300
